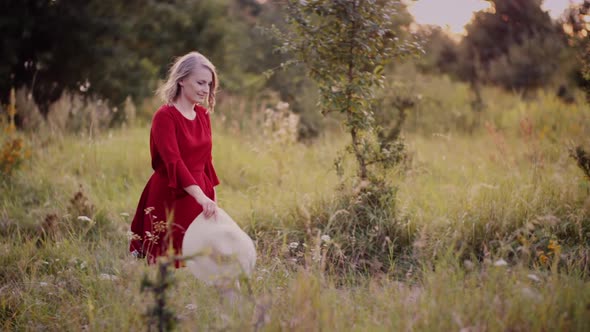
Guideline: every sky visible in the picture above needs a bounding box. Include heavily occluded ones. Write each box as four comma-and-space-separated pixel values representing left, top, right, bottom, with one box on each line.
406, 0, 584, 35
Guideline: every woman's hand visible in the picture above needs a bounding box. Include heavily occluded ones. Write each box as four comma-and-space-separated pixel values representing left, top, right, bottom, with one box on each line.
195, 192, 217, 219
184, 184, 218, 219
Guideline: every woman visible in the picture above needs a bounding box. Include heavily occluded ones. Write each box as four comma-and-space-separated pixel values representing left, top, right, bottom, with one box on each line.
129, 51, 220, 267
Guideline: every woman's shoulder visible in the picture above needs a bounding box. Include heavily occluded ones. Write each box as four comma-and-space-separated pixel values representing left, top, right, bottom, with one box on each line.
195, 104, 210, 115
152, 104, 176, 121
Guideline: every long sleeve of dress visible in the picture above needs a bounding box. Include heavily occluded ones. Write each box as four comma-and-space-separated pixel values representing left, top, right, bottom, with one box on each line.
151, 111, 198, 189
203, 111, 220, 187
205, 157, 220, 187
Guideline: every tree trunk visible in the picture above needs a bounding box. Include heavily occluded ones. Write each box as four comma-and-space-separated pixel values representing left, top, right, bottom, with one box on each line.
345, 0, 368, 182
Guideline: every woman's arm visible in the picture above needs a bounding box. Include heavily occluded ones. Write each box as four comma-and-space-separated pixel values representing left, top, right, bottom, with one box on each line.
152, 110, 217, 218
184, 184, 217, 218
152, 111, 198, 189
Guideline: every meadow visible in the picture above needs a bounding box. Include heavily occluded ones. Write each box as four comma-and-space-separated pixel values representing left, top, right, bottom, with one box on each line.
1, 72, 590, 331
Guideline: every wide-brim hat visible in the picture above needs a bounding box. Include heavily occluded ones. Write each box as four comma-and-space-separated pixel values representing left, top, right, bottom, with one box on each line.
181, 207, 256, 285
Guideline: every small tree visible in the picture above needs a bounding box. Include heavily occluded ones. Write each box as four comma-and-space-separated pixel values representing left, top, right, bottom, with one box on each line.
459, 0, 567, 95
561, 0, 590, 102
275, 0, 420, 183
270, 0, 421, 274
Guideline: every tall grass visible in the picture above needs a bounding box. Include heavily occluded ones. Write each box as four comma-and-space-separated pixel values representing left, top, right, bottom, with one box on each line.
1, 77, 589, 330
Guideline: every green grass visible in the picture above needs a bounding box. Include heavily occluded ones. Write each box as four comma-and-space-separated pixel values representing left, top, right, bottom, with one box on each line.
1, 80, 590, 330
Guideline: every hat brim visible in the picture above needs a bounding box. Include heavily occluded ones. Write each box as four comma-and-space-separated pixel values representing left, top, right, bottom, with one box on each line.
181, 207, 256, 285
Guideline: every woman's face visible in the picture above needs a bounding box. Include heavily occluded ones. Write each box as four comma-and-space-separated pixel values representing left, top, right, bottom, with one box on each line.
179, 65, 212, 105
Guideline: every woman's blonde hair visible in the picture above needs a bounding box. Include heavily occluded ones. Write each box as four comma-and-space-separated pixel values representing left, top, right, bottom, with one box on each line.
156, 51, 218, 111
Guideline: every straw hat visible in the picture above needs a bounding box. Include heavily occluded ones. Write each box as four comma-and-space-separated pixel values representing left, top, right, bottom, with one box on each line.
181, 207, 256, 285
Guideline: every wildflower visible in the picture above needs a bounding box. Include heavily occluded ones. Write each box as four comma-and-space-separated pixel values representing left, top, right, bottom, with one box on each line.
527, 274, 541, 282
145, 231, 159, 244
520, 287, 542, 302
185, 304, 198, 311
320, 234, 331, 243
288, 242, 299, 249
547, 239, 561, 253
276, 101, 289, 110
493, 259, 508, 267
518, 235, 528, 246
311, 248, 321, 262
537, 250, 549, 265
127, 231, 141, 241
99, 273, 118, 281
77, 216, 92, 222
153, 221, 167, 233
131, 250, 144, 258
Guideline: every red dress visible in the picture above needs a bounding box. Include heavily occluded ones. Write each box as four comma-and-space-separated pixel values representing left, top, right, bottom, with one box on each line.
129, 104, 220, 267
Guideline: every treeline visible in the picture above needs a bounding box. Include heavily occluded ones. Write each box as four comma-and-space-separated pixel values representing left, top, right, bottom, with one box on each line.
0, 0, 275, 118
1, 0, 589, 126
417, 0, 590, 103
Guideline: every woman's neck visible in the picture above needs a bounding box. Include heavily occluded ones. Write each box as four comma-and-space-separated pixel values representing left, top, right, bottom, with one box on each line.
172, 97, 195, 115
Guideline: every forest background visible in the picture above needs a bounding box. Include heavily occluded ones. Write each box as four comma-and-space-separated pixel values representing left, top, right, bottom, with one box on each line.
1, 0, 590, 330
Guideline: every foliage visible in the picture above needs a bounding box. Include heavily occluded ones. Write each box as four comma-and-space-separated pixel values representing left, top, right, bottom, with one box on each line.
0, 88, 31, 178
301, 178, 412, 276
1, 86, 590, 329
0, 0, 227, 118
418, 0, 570, 100
276, 0, 420, 181
560, 0, 590, 101
0, 136, 30, 178
140, 262, 178, 332
414, 25, 459, 75
224, 1, 326, 141
570, 146, 590, 182
459, 0, 567, 93
266, 0, 421, 274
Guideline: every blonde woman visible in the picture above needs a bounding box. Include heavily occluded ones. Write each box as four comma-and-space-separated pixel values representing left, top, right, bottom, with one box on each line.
129, 51, 221, 267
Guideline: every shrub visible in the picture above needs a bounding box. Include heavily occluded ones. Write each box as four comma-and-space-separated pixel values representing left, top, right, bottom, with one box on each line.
273, 178, 415, 277
1, 88, 32, 178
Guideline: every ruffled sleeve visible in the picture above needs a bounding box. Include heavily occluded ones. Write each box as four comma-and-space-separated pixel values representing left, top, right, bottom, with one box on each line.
205, 157, 220, 187
151, 110, 198, 189
202, 108, 220, 187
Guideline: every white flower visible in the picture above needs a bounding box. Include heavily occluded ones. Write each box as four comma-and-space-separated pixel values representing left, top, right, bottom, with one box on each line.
277, 101, 289, 111
39, 282, 49, 287
493, 259, 508, 267
520, 287, 542, 302
288, 242, 299, 249
77, 216, 92, 222
311, 249, 321, 262
99, 273, 118, 281
185, 304, 197, 311
320, 234, 331, 243
527, 274, 541, 282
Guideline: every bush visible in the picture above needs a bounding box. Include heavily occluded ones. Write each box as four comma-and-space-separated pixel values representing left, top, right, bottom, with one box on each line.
0, 136, 30, 178
265, 178, 415, 277
1, 88, 32, 178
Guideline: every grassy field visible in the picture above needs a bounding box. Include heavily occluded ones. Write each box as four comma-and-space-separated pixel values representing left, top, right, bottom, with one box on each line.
1, 80, 590, 330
